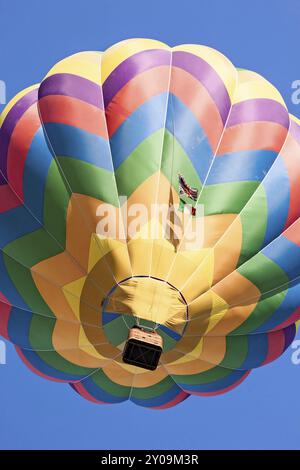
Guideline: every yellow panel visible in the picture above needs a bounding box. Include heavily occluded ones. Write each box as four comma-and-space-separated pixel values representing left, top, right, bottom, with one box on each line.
127, 238, 153, 275
234, 70, 286, 106
103, 243, 133, 282
149, 240, 176, 280
173, 249, 214, 300
89, 235, 126, 271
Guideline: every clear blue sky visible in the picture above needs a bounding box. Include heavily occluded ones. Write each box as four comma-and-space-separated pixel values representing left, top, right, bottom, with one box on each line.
0, 0, 300, 450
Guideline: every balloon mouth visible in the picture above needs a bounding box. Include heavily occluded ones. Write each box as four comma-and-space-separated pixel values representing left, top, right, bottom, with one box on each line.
101, 276, 188, 354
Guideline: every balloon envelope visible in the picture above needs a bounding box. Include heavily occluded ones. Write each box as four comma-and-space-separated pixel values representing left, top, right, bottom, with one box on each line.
0, 39, 300, 408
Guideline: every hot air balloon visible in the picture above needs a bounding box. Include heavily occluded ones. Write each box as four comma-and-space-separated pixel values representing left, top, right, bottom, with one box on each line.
0, 38, 300, 409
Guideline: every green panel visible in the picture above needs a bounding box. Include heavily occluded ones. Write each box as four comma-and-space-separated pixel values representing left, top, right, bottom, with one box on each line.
103, 314, 176, 352
92, 369, 130, 398
219, 335, 248, 369
4, 253, 55, 317
29, 304, 98, 377
33, 349, 96, 377
131, 376, 179, 399
29, 309, 98, 377
3, 255, 92, 375
158, 329, 178, 352
29, 315, 56, 350
232, 289, 287, 335
138, 318, 178, 352
238, 252, 288, 294
115, 130, 164, 196
3, 229, 61, 266
103, 314, 135, 347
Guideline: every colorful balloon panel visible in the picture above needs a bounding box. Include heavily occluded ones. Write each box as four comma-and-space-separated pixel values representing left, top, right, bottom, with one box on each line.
0, 39, 300, 408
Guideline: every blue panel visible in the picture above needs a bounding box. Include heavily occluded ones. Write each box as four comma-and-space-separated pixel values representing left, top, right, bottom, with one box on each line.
102, 311, 120, 325
176, 368, 248, 393
240, 333, 268, 369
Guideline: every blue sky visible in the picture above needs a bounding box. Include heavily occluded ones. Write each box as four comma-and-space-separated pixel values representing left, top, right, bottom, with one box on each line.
0, 0, 300, 450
